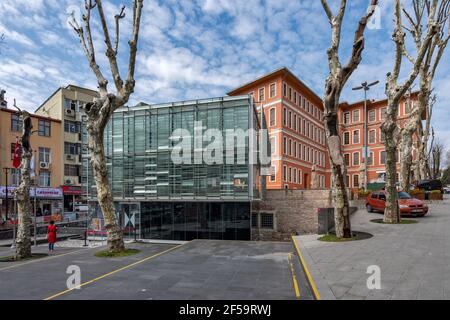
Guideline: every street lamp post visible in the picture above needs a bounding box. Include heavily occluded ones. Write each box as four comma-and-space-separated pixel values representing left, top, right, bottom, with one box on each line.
352, 80, 379, 191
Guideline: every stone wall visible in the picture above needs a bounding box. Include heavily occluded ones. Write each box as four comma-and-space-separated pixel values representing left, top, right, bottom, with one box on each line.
252, 189, 333, 241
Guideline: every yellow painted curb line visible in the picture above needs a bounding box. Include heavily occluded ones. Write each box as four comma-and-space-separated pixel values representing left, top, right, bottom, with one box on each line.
44, 244, 185, 300
288, 253, 300, 299
291, 236, 321, 300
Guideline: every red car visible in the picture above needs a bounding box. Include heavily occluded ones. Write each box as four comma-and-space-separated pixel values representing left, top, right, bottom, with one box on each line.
366, 191, 429, 217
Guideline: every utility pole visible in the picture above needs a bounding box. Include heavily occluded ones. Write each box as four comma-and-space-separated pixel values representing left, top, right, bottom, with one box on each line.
352, 80, 379, 191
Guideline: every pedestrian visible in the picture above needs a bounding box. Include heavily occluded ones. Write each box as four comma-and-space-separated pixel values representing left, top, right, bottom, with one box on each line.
47, 220, 57, 252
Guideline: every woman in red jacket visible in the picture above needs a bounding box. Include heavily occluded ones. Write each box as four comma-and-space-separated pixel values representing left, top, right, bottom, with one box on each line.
47, 220, 57, 252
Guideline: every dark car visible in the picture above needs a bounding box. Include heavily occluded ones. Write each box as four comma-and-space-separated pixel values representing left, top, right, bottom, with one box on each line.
414, 179, 443, 193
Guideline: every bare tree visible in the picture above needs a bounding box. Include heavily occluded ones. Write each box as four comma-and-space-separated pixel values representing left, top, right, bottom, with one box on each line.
320, 0, 378, 238
400, 0, 450, 185
430, 140, 444, 179
415, 94, 436, 179
382, 0, 441, 223
12, 101, 33, 260
70, 0, 144, 252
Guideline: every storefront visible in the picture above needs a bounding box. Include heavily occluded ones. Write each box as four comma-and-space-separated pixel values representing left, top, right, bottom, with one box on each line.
0, 186, 63, 222
62, 185, 84, 212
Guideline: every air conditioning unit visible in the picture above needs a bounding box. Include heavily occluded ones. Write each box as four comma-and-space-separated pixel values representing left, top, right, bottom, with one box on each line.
65, 179, 73, 185
40, 162, 50, 170
66, 154, 75, 161
65, 109, 74, 116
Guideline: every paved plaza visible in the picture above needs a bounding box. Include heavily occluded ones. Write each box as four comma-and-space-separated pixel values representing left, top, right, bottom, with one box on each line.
0, 240, 313, 300
295, 195, 450, 300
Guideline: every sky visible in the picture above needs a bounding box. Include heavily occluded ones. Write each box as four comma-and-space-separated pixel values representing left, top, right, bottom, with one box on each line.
0, 0, 449, 149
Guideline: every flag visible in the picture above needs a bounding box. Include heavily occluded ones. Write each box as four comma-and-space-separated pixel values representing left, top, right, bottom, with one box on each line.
12, 139, 21, 169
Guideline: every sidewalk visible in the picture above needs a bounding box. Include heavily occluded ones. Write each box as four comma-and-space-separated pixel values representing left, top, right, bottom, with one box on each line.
294, 195, 450, 300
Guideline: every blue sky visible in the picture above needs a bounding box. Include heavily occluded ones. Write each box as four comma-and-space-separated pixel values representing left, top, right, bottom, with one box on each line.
0, 0, 449, 148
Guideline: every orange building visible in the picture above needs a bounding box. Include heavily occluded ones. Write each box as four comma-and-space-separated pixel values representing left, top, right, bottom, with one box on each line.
339, 93, 420, 189
0, 98, 63, 221
229, 68, 331, 190
229, 68, 419, 191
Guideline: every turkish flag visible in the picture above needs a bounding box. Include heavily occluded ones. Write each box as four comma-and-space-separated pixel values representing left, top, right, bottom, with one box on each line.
12, 140, 21, 169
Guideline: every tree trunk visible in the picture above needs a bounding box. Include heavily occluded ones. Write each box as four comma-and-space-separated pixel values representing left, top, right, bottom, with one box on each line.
382, 101, 401, 223
14, 151, 32, 260
400, 130, 413, 192
324, 89, 351, 238
14, 113, 33, 260
88, 124, 124, 253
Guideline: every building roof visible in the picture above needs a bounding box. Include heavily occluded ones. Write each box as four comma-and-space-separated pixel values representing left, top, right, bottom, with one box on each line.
339, 91, 420, 109
0, 107, 61, 123
35, 84, 98, 113
227, 67, 323, 103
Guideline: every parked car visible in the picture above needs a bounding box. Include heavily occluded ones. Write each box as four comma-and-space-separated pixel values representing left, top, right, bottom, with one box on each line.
414, 179, 443, 193
366, 191, 429, 217
444, 187, 450, 194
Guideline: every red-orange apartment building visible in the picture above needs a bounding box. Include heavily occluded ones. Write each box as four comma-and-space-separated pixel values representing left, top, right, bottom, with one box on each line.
229, 67, 419, 191
339, 93, 420, 189
228, 68, 331, 190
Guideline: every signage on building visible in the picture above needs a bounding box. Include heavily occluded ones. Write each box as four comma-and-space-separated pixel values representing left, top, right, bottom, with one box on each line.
61, 185, 83, 195
0, 187, 63, 199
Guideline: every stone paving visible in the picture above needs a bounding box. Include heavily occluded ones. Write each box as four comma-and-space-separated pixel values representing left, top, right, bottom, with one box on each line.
294, 195, 450, 300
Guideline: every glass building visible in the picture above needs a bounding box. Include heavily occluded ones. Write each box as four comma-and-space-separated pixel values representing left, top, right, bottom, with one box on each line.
84, 95, 265, 241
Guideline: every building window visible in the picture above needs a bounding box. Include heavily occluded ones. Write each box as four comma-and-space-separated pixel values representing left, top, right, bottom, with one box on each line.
289, 88, 292, 100
367, 152, 374, 166
38, 119, 51, 137
293, 142, 297, 158
259, 87, 265, 102
39, 171, 51, 187
270, 166, 276, 182
283, 137, 287, 154
64, 164, 79, 177
344, 132, 350, 145
293, 168, 297, 183
283, 166, 287, 181
288, 111, 292, 128
353, 175, 360, 188
302, 119, 306, 135
380, 151, 386, 165
380, 130, 386, 143
353, 110, 360, 123
298, 170, 303, 185
64, 98, 79, 112
260, 213, 274, 229
252, 213, 258, 228
288, 167, 292, 182
343, 112, 350, 125
11, 169, 21, 186
369, 130, 376, 144
381, 107, 387, 121
270, 83, 276, 98
353, 130, 360, 144
346, 175, 350, 187
368, 109, 376, 122
65, 142, 80, 155
269, 108, 276, 127
344, 153, 350, 166
39, 147, 51, 163
294, 92, 297, 104
293, 114, 297, 131
288, 139, 292, 156
301, 97, 305, 108
283, 108, 287, 126
283, 83, 287, 96
11, 114, 22, 132
270, 137, 276, 156
353, 152, 360, 166
65, 120, 81, 133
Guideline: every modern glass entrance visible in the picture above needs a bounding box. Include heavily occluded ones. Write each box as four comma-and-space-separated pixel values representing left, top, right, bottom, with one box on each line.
140, 202, 251, 241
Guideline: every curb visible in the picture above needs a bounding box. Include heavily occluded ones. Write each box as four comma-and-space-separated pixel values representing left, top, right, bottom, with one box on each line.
292, 236, 336, 300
